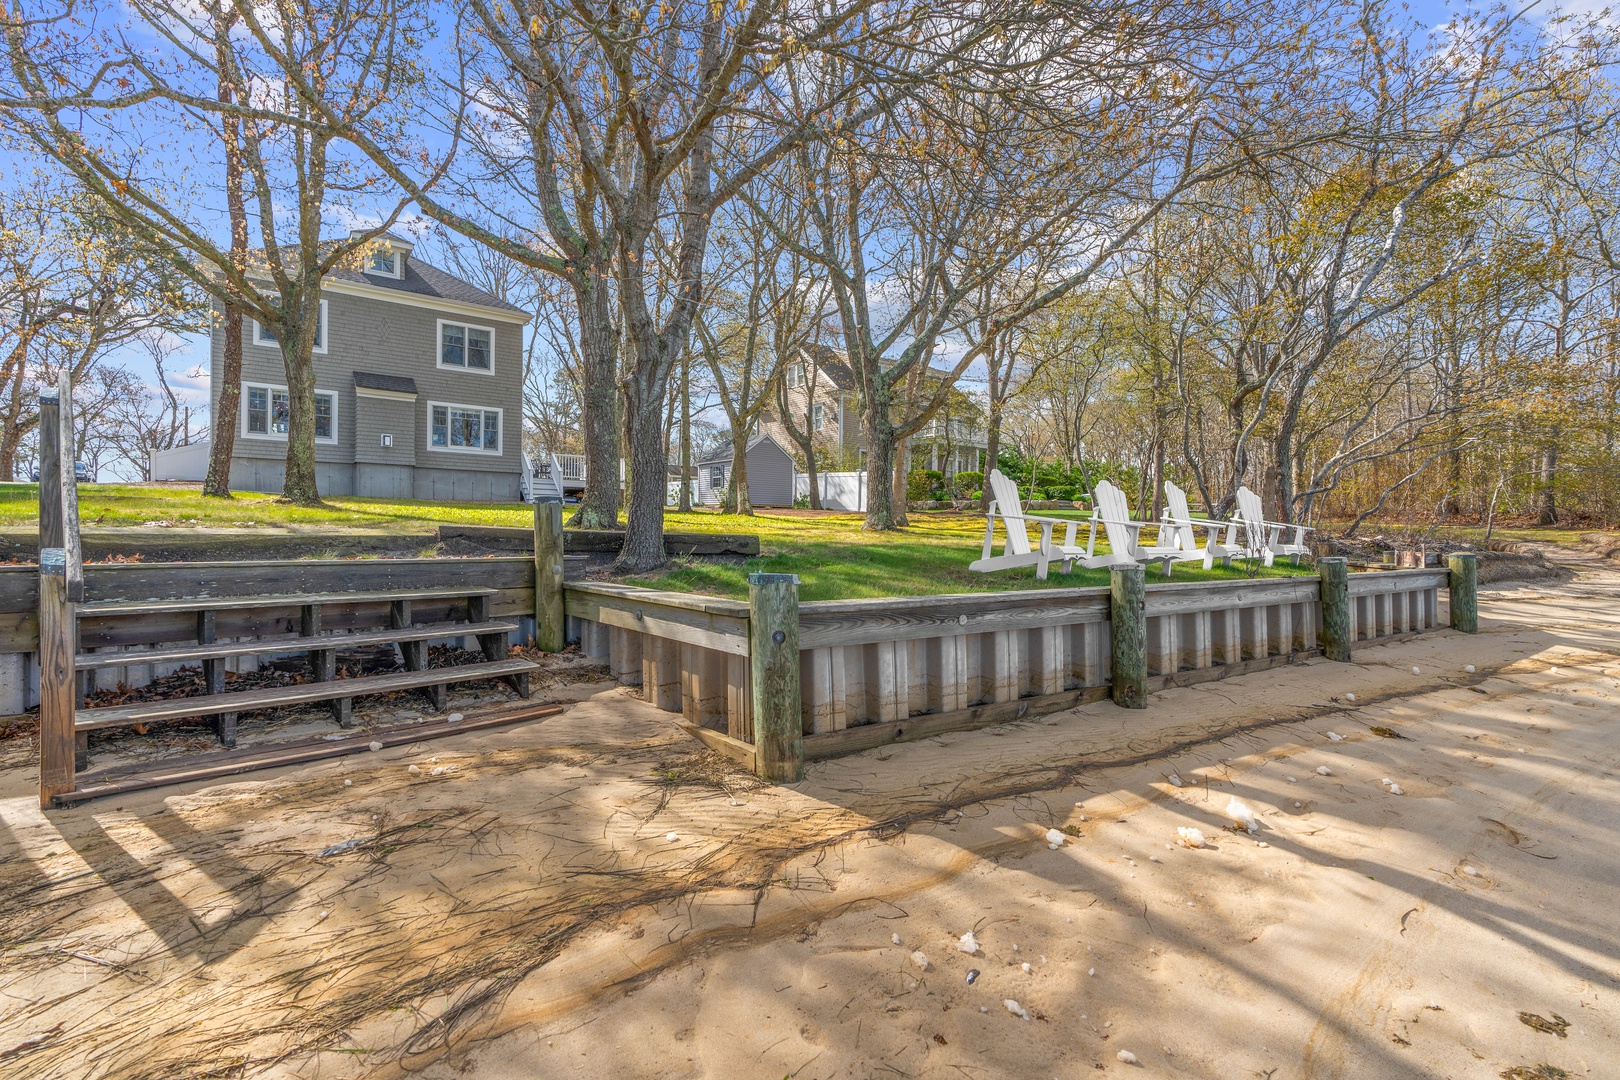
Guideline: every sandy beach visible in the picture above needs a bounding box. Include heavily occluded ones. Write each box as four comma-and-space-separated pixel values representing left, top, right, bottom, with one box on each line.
1, 551, 1615, 1079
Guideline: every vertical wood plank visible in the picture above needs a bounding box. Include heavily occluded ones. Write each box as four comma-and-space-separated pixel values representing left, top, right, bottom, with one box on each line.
696, 647, 728, 729
37, 387, 75, 807
1033, 625, 1063, 695
726, 652, 753, 741
610, 626, 643, 685
989, 630, 1019, 703
645, 636, 681, 711
1245, 604, 1269, 659
57, 373, 83, 605
38, 570, 75, 807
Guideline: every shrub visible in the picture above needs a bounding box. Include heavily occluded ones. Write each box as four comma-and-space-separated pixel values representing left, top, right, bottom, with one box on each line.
907, 469, 945, 501
952, 471, 983, 498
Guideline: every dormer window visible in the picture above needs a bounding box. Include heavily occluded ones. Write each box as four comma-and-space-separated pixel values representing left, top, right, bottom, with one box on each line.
350, 229, 411, 279
366, 249, 400, 278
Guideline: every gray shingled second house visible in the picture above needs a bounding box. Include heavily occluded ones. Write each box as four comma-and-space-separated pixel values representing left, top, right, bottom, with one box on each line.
152, 231, 530, 502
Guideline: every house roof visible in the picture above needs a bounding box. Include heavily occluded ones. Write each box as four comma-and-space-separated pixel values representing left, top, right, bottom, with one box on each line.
799, 343, 856, 390
797, 343, 963, 388
244, 239, 529, 320
326, 253, 527, 319
354, 371, 418, 394
696, 432, 793, 466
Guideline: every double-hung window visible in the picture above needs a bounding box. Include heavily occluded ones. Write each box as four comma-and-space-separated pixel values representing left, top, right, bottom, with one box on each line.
438, 319, 494, 373
365, 250, 400, 278
244, 384, 337, 442
429, 402, 501, 453
812, 402, 824, 430
251, 300, 328, 354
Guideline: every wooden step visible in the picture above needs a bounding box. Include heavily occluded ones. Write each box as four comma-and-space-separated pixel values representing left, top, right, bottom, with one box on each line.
75, 658, 539, 731
74, 620, 520, 671
79, 587, 497, 619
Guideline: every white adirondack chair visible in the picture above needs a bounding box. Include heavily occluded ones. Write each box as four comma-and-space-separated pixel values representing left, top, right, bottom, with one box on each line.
1090, 479, 1184, 575
965, 469, 1082, 579
1161, 480, 1242, 569
1234, 486, 1314, 566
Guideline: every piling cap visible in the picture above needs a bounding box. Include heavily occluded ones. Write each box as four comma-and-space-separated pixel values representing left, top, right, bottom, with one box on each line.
748, 573, 800, 585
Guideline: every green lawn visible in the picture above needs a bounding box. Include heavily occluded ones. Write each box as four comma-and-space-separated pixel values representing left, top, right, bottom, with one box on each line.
0, 483, 534, 530
625, 509, 1312, 601
0, 483, 1322, 600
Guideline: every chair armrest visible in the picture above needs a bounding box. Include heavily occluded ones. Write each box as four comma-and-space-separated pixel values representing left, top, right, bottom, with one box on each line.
1020, 512, 1083, 525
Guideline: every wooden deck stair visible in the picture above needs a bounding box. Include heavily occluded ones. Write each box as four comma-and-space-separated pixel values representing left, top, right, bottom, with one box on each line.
73, 586, 539, 751
76, 659, 539, 730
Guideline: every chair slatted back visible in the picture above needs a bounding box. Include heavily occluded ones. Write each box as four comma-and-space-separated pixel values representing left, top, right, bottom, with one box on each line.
1235, 486, 1267, 550
987, 470, 1031, 556
1162, 481, 1197, 552
1092, 479, 1136, 556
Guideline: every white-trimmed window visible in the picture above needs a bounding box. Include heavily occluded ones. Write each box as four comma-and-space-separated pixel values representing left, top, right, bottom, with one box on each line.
364, 249, 402, 278
438, 319, 494, 373
251, 300, 328, 354
243, 384, 337, 443
812, 402, 824, 429
786, 364, 805, 388
429, 401, 501, 454
710, 465, 725, 489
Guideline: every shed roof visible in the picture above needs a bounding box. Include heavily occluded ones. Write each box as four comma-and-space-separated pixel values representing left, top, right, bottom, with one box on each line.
696, 432, 794, 466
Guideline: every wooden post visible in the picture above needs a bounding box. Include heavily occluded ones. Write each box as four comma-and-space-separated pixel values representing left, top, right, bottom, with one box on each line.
748, 572, 802, 782
534, 500, 565, 651
1448, 552, 1478, 634
1109, 564, 1146, 709
1318, 557, 1352, 662
37, 389, 76, 807
57, 373, 83, 604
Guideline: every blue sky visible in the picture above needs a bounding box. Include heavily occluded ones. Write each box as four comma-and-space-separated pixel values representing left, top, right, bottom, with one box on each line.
2, 0, 1578, 479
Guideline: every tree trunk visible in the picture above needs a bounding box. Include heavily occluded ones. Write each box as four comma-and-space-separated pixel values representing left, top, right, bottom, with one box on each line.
892, 437, 911, 522
617, 372, 672, 571
207, 309, 243, 497
204, 26, 245, 499
981, 404, 1002, 511
571, 273, 621, 529
803, 439, 821, 510
277, 291, 322, 505
677, 352, 692, 513
863, 403, 903, 531
0, 376, 28, 481
1535, 435, 1558, 525
722, 428, 753, 515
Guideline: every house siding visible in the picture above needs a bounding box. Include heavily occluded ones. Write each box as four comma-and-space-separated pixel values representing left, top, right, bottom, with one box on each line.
696, 435, 795, 507
210, 282, 525, 501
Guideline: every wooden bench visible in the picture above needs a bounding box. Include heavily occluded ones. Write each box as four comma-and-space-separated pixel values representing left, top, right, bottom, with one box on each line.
73, 586, 539, 750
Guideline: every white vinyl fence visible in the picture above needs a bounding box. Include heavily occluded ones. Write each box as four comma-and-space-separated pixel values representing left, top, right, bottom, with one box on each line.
793, 471, 869, 512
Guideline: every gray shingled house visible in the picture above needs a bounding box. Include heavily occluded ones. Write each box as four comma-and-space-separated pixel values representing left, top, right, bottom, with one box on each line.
153, 232, 530, 501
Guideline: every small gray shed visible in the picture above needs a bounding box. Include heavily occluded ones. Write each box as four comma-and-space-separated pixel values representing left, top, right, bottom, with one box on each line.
696, 433, 796, 507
